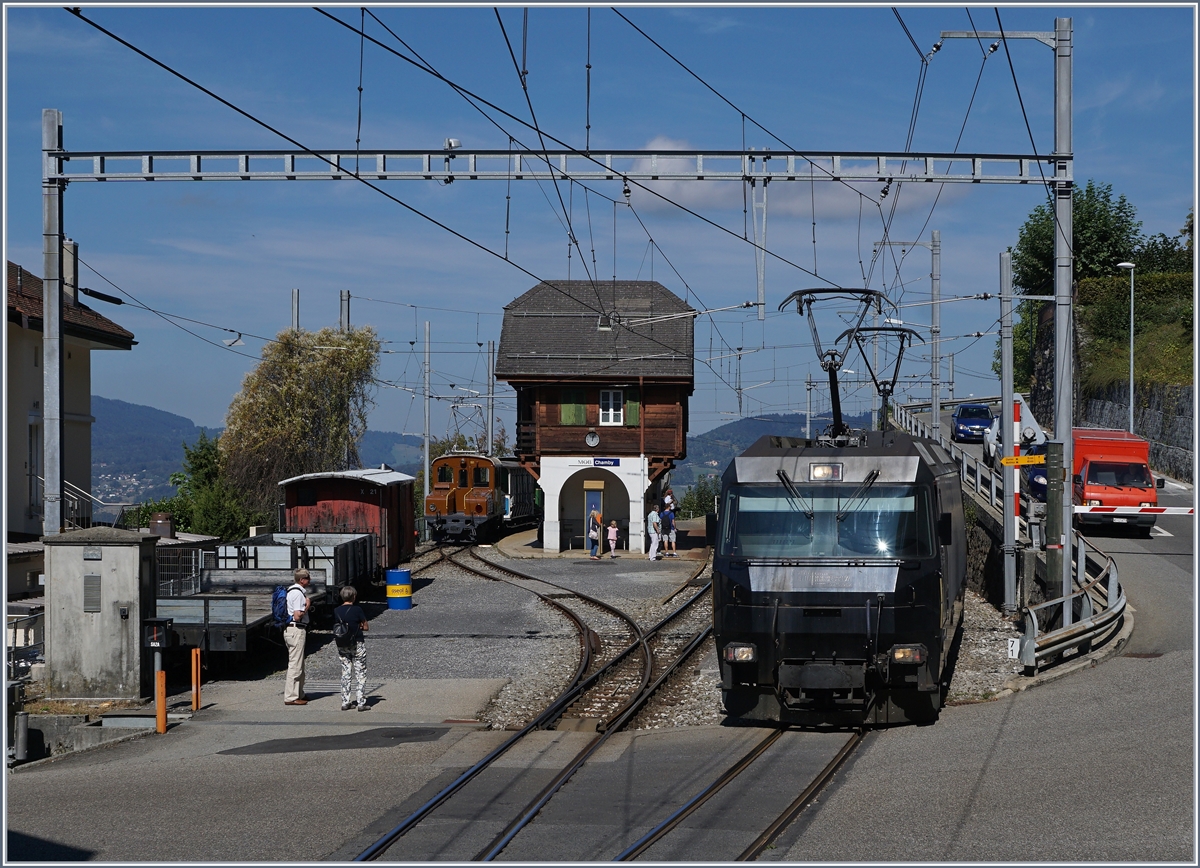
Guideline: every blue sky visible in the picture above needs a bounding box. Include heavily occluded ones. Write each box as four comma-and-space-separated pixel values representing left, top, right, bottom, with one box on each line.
4, 5, 1194, 441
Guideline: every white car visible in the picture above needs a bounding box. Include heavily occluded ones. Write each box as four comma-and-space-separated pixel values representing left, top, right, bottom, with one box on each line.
983, 416, 1002, 468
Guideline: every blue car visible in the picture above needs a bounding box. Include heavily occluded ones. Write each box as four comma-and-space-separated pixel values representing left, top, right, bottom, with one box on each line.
950, 403, 993, 443
1021, 442, 1049, 502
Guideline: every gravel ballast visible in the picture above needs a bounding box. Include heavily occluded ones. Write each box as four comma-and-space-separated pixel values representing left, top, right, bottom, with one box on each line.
301, 547, 1027, 728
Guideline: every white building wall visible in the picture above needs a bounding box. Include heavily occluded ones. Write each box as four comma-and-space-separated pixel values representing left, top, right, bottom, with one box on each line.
538, 455, 651, 553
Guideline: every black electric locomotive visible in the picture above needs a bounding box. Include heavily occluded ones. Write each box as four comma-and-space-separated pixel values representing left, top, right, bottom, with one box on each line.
713, 429, 966, 726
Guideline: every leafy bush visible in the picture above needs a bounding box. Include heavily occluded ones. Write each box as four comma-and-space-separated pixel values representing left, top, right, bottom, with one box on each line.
677, 474, 721, 520
1077, 273, 1193, 388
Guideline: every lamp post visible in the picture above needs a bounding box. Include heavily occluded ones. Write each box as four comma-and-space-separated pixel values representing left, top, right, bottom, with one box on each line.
1117, 262, 1135, 433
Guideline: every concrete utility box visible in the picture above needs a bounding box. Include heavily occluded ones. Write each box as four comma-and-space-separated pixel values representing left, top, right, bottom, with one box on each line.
43, 527, 158, 699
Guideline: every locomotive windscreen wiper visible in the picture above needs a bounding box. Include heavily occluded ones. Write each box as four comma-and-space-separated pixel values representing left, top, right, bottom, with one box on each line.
836, 469, 880, 522
776, 469, 814, 522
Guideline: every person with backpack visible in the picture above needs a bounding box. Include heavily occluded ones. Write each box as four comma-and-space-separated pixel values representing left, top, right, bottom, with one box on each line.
333, 585, 370, 711
283, 569, 313, 706
646, 504, 662, 561
661, 503, 678, 557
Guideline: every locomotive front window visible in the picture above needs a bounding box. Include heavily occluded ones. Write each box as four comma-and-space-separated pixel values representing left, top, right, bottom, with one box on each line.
719, 484, 934, 559
473, 466, 491, 487
437, 465, 454, 484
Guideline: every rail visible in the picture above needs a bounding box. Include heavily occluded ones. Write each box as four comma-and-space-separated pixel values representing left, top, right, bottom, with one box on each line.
7, 614, 45, 680
890, 401, 1125, 671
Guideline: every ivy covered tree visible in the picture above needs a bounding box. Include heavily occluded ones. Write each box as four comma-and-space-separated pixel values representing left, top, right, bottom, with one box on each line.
221, 326, 381, 524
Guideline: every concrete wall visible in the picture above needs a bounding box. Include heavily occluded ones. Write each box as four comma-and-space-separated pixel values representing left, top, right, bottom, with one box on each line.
44, 531, 157, 699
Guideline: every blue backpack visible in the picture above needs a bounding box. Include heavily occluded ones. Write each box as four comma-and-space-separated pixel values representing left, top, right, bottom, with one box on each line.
271, 585, 293, 629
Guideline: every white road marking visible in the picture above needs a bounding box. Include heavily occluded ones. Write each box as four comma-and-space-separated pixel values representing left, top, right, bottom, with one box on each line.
1151, 526, 1174, 538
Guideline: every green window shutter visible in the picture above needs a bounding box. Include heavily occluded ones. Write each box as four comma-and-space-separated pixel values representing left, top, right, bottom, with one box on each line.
560, 389, 586, 426
625, 388, 640, 426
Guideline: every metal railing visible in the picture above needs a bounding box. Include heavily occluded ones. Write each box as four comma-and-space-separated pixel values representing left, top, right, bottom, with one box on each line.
7, 614, 45, 680
890, 400, 1124, 671
156, 547, 204, 597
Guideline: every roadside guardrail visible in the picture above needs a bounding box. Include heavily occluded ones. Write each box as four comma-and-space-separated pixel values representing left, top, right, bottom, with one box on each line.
890, 401, 1125, 672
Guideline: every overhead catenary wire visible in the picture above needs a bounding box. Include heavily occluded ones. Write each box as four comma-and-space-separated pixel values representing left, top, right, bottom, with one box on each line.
64, 11, 752, 409
321, 7, 841, 290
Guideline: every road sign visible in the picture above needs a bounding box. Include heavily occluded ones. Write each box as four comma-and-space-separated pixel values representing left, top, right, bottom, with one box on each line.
1000, 454, 1046, 466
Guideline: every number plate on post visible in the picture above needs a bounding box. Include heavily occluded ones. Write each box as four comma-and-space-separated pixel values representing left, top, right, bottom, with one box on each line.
1007, 638, 1020, 659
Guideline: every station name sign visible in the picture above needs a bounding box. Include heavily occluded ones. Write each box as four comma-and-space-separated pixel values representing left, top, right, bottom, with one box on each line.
567, 457, 621, 467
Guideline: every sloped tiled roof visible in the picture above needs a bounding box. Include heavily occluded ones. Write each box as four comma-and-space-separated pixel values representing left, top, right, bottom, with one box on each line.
8, 261, 135, 349
495, 280, 694, 381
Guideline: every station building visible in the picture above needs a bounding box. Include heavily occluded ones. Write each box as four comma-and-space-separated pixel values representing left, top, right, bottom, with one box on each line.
495, 280, 694, 553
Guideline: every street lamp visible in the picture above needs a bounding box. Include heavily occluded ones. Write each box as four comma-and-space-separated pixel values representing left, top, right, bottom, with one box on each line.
1117, 262, 1135, 432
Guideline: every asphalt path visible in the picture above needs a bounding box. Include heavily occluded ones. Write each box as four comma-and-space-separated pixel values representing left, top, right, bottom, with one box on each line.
761, 405, 1195, 861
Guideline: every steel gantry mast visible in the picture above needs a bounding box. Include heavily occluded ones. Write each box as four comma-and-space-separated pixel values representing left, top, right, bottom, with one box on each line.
37, 21, 1073, 538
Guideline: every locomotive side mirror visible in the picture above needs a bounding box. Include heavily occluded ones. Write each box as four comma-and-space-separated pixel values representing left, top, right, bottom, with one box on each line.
1157, 477, 1166, 489
937, 513, 953, 546
1073, 474, 1083, 485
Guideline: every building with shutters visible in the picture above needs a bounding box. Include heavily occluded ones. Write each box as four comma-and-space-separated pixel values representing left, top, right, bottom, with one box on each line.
495, 280, 694, 553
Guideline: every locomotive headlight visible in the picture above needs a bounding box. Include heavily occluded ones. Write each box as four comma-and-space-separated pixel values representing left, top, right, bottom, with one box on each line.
890, 644, 927, 664
1086, 499, 1101, 506
1139, 502, 1153, 507
723, 643, 757, 663
809, 463, 843, 482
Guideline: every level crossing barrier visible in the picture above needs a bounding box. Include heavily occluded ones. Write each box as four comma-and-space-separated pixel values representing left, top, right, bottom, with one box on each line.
890, 401, 1125, 672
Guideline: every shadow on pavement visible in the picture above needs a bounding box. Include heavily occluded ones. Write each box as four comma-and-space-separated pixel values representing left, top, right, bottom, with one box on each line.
7, 830, 95, 862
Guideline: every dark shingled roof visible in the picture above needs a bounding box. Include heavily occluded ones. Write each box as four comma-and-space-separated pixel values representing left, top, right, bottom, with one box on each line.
496, 280, 694, 381
8, 261, 136, 350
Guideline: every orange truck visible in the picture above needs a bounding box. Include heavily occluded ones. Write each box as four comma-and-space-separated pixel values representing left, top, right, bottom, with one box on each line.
1072, 428, 1164, 535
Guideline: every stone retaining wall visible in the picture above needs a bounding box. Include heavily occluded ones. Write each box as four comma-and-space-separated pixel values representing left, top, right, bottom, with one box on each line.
1080, 382, 1193, 481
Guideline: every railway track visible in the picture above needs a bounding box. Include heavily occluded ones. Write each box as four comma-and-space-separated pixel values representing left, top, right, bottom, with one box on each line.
615, 728, 864, 861
355, 548, 711, 862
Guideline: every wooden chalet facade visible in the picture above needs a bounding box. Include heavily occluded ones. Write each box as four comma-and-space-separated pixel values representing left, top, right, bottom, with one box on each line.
496, 280, 694, 552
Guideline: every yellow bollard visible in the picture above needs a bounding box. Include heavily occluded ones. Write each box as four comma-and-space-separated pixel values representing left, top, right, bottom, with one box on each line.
191, 647, 201, 711
156, 670, 167, 734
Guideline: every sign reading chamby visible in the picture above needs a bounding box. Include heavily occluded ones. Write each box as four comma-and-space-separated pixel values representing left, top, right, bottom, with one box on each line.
593, 458, 620, 467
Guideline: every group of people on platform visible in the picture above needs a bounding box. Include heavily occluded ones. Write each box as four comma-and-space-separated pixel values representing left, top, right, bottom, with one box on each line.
646, 488, 680, 561
586, 487, 681, 561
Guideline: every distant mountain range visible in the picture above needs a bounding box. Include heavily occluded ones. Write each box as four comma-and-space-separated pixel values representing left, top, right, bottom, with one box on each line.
91, 396, 424, 507
668, 411, 872, 487
91, 397, 870, 507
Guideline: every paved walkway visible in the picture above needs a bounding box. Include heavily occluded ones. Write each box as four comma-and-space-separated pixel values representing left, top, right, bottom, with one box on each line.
495, 517, 711, 560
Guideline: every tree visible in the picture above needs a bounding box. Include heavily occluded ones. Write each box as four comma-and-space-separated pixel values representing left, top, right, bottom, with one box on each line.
678, 474, 721, 520
1133, 232, 1192, 275
123, 432, 253, 540
995, 181, 1147, 386
1011, 180, 1142, 293
222, 326, 381, 524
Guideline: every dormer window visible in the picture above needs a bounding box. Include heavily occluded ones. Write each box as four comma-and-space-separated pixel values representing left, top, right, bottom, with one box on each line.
600, 389, 623, 426
597, 314, 612, 331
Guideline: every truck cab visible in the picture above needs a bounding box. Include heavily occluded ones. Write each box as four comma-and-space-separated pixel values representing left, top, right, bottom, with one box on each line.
1072, 428, 1163, 535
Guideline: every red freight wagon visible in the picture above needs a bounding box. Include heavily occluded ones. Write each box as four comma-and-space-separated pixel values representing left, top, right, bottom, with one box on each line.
279, 466, 416, 571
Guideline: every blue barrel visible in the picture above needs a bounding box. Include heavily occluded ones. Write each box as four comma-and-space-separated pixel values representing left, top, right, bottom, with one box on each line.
387, 568, 412, 610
